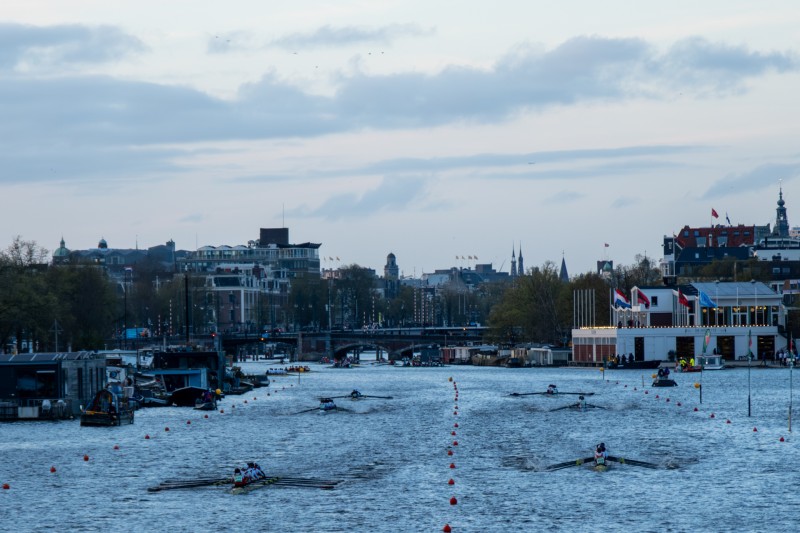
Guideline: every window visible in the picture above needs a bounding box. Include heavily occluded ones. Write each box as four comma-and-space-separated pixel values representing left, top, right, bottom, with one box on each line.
651, 296, 658, 306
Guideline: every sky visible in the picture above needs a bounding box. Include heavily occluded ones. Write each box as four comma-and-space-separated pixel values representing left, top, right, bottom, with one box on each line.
2, 1, 800, 277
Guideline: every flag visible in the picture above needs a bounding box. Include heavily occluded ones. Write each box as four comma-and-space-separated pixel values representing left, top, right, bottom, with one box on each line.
604, 243, 610, 248
613, 289, 631, 309
712, 208, 719, 218
702, 329, 711, 354
698, 290, 718, 308
678, 289, 691, 308
637, 289, 651, 309
726, 212, 731, 225
474, 255, 478, 260
748, 329, 753, 356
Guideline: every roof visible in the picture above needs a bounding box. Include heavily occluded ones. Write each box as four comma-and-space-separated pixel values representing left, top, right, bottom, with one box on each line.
0, 351, 103, 363
690, 281, 775, 299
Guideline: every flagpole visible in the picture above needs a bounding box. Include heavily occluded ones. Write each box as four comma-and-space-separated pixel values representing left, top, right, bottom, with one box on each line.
790, 333, 793, 432
748, 330, 752, 417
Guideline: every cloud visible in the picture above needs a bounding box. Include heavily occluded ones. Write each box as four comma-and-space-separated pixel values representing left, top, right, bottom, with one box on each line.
611, 196, 636, 208
702, 162, 800, 199
287, 177, 428, 220
546, 190, 585, 204
1, 31, 797, 185
269, 24, 432, 50
0, 23, 145, 70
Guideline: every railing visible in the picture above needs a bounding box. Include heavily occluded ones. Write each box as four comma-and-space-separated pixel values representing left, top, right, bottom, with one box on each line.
0, 398, 73, 420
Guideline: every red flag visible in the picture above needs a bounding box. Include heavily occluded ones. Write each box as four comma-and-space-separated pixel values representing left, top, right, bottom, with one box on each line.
637, 290, 651, 309
678, 289, 691, 308
711, 208, 719, 218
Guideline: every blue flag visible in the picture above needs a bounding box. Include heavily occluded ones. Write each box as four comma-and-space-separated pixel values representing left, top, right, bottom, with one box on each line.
698, 290, 718, 308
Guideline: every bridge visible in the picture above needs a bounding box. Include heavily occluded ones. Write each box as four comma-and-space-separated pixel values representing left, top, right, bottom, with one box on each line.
220, 327, 488, 361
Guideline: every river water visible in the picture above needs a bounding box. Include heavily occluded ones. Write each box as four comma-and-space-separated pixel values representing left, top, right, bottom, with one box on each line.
2, 362, 799, 532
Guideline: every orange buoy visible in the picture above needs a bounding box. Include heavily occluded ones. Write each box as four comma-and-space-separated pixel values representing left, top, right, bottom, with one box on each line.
448, 478, 454, 485
50, 466, 56, 473
443, 524, 452, 532
83, 454, 89, 461
449, 496, 457, 505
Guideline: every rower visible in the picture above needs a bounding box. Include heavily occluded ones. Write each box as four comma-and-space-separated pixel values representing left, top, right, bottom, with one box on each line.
350, 389, 362, 399
233, 467, 245, 487
546, 384, 558, 395
578, 395, 587, 410
594, 443, 608, 466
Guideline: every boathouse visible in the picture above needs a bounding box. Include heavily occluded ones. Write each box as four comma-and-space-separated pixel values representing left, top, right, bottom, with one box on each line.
572, 282, 783, 365
0, 351, 107, 420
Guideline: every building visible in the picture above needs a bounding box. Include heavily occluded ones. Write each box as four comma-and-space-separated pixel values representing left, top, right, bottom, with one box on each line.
572, 282, 783, 365
0, 351, 106, 419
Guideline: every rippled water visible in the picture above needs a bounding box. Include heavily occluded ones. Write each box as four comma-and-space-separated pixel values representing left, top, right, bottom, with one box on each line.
2, 363, 800, 532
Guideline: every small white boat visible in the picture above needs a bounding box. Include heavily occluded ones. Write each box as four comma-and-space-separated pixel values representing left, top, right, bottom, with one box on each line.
697, 355, 725, 370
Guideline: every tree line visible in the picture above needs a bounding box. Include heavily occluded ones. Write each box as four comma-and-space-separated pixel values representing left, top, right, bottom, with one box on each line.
8, 235, 744, 354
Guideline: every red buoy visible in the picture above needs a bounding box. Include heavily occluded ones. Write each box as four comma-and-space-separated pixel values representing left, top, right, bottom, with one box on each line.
145, 434, 150, 439
220, 409, 224, 413
753, 427, 758, 432
448, 478, 454, 485
450, 496, 457, 505
694, 407, 698, 412
83, 454, 89, 461
449, 463, 456, 469
453, 411, 458, 415
50, 466, 56, 473
780, 436, 785, 442
2, 483, 9, 490
447, 450, 453, 456
666, 398, 670, 402
253, 397, 257, 400
710, 414, 715, 419
454, 423, 458, 428
655, 395, 659, 399
187, 420, 191, 425
677, 402, 682, 407
244, 400, 248, 404
453, 441, 458, 446
451, 431, 456, 436
726, 420, 731, 424
113, 445, 119, 450
443, 524, 452, 533
204, 414, 209, 418
645, 391, 649, 395
165, 427, 170, 431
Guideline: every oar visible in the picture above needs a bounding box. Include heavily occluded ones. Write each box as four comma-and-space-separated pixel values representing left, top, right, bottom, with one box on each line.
362, 395, 393, 399
292, 406, 323, 415
545, 457, 595, 471
556, 392, 595, 396
148, 478, 230, 491
509, 392, 544, 396
607, 456, 659, 469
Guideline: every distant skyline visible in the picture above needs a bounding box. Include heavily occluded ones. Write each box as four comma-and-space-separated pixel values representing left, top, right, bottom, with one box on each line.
2, 2, 800, 276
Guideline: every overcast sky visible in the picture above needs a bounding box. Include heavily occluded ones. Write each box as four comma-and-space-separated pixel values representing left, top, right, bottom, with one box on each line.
2, 1, 799, 277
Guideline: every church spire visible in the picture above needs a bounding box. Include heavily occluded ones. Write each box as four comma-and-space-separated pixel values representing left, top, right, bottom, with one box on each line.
510, 245, 517, 277
517, 243, 524, 276
773, 181, 789, 237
